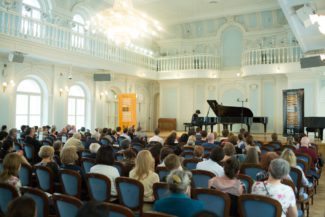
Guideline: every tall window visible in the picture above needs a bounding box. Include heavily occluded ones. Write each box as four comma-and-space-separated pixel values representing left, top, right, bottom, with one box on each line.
71, 14, 85, 48
68, 85, 85, 129
107, 90, 118, 128
21, 0, 42, 37
16, 79, 42, 128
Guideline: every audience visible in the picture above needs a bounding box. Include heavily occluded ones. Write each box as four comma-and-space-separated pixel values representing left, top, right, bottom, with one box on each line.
244, 147, 259, 164
60, 146, 83, 176
256, 152, 279, 181
0, 153, 23, 194
218, 129, 229, 143
6, 196, 36, 217
202, 133, 216, 149
158, 147, 174, 167
53, 140, 62, 165
296, 136, 318, 168
245, 135, 261, 154
153, 170, 204, 217
90, 145, 120, 196
89, 143, 101, 158
164, 154, 183, 171
24, 127, 42, 156
252, 159, 298, 217
193, 145, 204, 160
64, 133, 84, 151
129, 150, 159, 202
35, 146, 60, 180
236, 133, 246, 153
148, 128, 164, 145
185, 135, 196, 147
196, 146, 224, 176
120, 149, 136, 175
222, 142, 236, 162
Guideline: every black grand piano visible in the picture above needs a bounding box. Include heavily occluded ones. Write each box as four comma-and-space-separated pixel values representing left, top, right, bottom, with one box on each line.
304, 117, 325, 140
186, 100, 268, 133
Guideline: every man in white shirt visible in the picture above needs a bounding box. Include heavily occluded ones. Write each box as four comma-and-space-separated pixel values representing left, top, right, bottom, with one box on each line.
196, 146, 224, 177
120, 128, 131, 142
149, 128, 164, 145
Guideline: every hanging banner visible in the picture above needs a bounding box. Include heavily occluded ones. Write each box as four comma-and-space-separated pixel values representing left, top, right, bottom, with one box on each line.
118, 93, 137, 129
283, 89, 304, 136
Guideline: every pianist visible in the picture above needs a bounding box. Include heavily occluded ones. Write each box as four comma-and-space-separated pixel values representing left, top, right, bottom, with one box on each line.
192, 110, 202, 129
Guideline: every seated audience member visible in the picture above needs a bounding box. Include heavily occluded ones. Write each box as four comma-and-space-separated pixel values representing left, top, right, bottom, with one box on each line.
134, 126, 146, 140
100, 128, 113, 144
0, 139, 14, 159
75, 202, 108, 217
195, 127, 202, 140
118, 139, 131, 152
185, 135, 196, 147
129, 150, 159, 202
24, 127, 42, 156
252, 159, 298, 217
0, 153, 23, 194
120, 128, 131, 142
256, 152, 279, 181
202, 133, 216, 149
64, 132, 84, 152
35, 146, 59, 180
164, 154, 183, 171
115, 126, 122, 137
53, 141, 62, 166
222, 142, 236, 162
149, 143, 163, 167
85, 132, 100, 149
6, 196, 36, 217
270, 133, 281, 143
154, 170, 204, 217
196, 146, 224, 177
158, 147, 174, 167
7, 128, 21, 148
296, 136, 318, 168
244, 147, 259, 164
178, 133, 189, 146
245, 135, 261, 154
121, 149, 136, 176
1, 125, 7, 132
88, 143, 101, 159
148, 128, 164, 145
198, 130, 208, 144
90, 145, 119, 195
237, 133, 246, 153
286, 136, 296, 148
60, 146, 83, 176
218, 129, 229, 143
193, 145, 204, 160
165, 131, 181, 155
209, 157, 244, 196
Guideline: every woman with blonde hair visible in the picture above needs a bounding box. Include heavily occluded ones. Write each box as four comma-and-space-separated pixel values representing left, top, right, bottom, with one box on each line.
129, 150, 159, 202
35, 146, 59, 179
0, 153, 23, 194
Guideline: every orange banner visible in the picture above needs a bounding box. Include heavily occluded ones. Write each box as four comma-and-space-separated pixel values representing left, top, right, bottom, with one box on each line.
118, 93, 137, 129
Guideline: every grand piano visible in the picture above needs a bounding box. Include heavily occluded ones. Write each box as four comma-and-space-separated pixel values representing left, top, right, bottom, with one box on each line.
304, 117, 325, 140
188, 100, 268, 133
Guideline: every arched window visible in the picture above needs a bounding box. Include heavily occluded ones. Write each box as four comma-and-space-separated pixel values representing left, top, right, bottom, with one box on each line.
21, 0, 42, 37
68, 85, 86, 129
16, 79, 42, 128
107, 90, 118, 128
71, 14, 85, 48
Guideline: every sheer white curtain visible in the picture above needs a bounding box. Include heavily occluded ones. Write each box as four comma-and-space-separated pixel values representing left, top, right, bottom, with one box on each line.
68, 85, 86, 129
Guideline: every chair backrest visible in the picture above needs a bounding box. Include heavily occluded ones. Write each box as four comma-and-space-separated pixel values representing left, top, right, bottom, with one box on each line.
260, 147, 270, 155
191, 170, 215, 188
240, 163, 265, 181
19, 163, 33, 186
0, 183, 19, 214
183, 147, 194, 153
86, 173, 111, 202
132, 143, 143, 152
238, 194, 282, 217
101, 202, 134, 217
60, 169, 82, 198
100, 138, 110, 145
281, 145, 296, 152
296, 159, 307, 174
191, 188, 230, 217
20, 187, 49, 217
53, 193, 83, 217
295, 153, 312, 170
281, 179, 296, 196
289, 167, 303, 190
0, 160, 3, 173
81, 150, 92, 158
156, 166, 170, 181
237, 174, 254, 193
115, 153, 124, 161
35, 166, 54, 193
113, 161, 126, 176
182, 152, 194, 159
14, 143, 21, 151
115, 177, 144, 214
24, 144, 35, 161
143, 211, 177, 217
183, 158, 202, 170
269, 142, 282, 150
81, 157, 96, 173
153, 182, 170, 200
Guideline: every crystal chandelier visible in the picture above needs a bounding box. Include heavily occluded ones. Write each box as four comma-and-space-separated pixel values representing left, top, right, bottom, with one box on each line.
89, 0, 162, 45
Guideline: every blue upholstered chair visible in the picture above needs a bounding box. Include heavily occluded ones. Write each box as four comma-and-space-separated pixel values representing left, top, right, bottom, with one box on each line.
21, 187, 49, 217
181, 152, 194, 159
143, 211, 177, 217
191, 170, 215, 188
14, 143, 21, 151
115, 153, 124, 161
113, 162, 125, 176
19, 163, 33, 186
155, 167, 170, 181
0, 183, 19, 214
153, 182, 170, 200
60, 169, 82, 198
86, 173, 111, 202
115, 177, 144, 216
35, 166, 54, 193
238, 194, 282, 217
53, 193, 83, 217
182, 158, 202, 170
237, 174, 254, 193
240, 163, 265, 181
191, 188, 231, 217
101, 202, 134, 217
132, 143, 143, 152
24, 144, 35, 163
100, 138, 110, 145
81, 157, 96, 173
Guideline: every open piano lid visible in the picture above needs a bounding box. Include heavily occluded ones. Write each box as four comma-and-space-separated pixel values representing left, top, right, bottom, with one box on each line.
207, 100, 253, 117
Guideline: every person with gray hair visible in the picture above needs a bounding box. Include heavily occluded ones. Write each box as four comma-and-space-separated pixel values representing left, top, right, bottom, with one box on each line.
153, 170, 204, 217
64, 132, 84, 152
252, 159, 298, 217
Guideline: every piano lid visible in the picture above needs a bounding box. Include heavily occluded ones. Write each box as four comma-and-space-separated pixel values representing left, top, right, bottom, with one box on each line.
207, 100, 253, 117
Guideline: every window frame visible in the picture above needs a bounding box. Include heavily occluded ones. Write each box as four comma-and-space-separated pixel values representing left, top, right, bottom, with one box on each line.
67, 85, 86, 129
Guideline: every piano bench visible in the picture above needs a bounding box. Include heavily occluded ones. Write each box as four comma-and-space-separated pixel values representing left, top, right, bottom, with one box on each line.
184, 123, 194, 131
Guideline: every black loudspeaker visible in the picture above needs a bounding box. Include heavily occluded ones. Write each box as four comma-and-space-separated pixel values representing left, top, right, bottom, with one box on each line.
8, 52, 24, 63
93, 74, 111, 81
300, 56, 325, 69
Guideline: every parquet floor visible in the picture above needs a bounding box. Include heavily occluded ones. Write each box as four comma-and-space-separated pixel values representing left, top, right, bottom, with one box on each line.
310, 169, 325, 217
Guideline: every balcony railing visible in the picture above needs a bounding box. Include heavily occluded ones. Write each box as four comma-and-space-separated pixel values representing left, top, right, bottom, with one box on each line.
242, 46, 303, 66
157, 55, 220, 72
0, 8, 156, 70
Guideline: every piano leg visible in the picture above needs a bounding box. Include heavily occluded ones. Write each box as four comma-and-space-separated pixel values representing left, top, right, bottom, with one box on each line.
264, 123, 267, 134
210, 125, 214, 133
247, 124, 250, 133
223, 124, 228, 130
230, 124, 233, 132
319, 128, 324, 141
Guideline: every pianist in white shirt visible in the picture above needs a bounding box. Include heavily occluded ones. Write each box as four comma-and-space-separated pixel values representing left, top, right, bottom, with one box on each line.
196, 146, 225, 177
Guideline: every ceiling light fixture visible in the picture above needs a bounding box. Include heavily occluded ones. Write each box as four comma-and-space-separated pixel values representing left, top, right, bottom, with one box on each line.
89, 0, 163, 45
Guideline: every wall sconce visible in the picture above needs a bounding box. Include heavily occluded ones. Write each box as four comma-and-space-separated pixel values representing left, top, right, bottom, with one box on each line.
2, 82, 7, 92
59, 88, 63, 96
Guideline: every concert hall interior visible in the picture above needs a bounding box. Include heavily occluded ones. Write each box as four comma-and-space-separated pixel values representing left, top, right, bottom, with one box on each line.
0, 0, 325, 216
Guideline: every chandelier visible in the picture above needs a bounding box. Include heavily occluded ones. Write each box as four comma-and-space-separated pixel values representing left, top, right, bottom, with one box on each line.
89, 0, 163, 45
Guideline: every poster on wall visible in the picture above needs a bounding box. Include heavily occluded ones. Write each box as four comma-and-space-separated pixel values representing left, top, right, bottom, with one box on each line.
118, 93, 137, 129
283, 89, 304, 136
